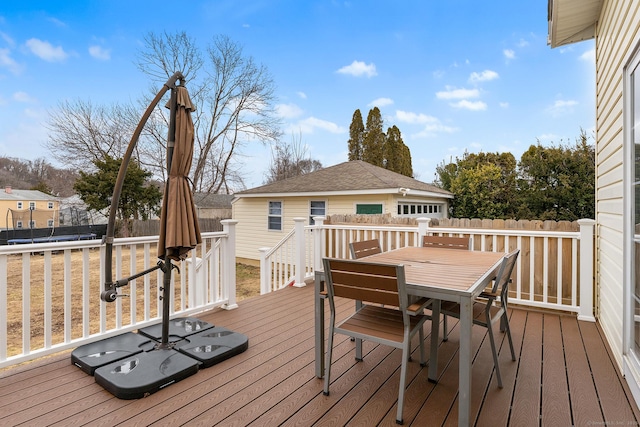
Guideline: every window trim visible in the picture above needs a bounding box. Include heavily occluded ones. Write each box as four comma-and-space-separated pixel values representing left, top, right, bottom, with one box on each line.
309, 200, 326, 225
267, 200, 283, 231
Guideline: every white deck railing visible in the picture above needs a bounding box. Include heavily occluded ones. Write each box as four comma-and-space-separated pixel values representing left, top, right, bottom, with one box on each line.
0, 220, 238, 369
260, 217, 596, 321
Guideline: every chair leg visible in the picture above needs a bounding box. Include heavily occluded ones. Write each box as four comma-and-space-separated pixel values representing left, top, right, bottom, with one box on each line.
486, 323, 503, 388
323, 321, 335, 395
418, 326, 426, 367
396, 343, 410, 425
442, 314, 449, 341
502, 313, 516, 361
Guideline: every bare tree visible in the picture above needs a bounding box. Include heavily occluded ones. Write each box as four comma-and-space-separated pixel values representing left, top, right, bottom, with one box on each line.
264, 133, 323, 184
45, 99, 137, 171
136, 32, 282, 193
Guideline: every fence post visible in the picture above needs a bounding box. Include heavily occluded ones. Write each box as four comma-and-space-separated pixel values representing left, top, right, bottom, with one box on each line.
221, 219, 238, 310
313, 216, 326, 273
293, 217, 307, 287
417, 217, 430, 242
578, 218, 596, 322
259, 247, 271, 294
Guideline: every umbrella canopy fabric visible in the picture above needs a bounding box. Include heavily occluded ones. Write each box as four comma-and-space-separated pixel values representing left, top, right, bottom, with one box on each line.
158, 86, 202, 261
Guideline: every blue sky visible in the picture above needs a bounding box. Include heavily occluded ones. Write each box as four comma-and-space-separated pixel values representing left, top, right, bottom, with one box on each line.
0, 1, 595, 189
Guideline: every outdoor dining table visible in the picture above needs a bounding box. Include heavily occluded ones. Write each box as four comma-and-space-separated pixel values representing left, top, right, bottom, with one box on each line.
314, 245, 505, 426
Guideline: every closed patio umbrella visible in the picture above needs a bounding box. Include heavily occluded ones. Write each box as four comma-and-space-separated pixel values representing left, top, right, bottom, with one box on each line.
158, 85, 201, 261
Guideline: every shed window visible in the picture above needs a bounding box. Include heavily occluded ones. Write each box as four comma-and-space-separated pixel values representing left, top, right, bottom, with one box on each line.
309, 200, 326, 225
268, 201, 282, 231
356, 204, 383, 214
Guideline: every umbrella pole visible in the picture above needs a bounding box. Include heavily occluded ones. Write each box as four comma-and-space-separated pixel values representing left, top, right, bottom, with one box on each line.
101, 71, 184, 303
160, 83, 178, 347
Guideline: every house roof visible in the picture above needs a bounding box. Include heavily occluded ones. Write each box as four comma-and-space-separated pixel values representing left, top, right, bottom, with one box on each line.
547, 0, 603, 48
0, 188, 57, 202
235, 160, 453, 199
193, 193, 234, 209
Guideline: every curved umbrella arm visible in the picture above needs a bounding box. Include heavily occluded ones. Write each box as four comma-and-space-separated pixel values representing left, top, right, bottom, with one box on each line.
101, 71, 184, 302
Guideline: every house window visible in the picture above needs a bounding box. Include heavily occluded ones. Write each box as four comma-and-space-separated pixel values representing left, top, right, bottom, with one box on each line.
48, 202, 54, 209
17, 202, 23, 209
309, 200, 326, 225
268, 201, 282, 231
397, 202, 442, 217
29, 202, 35, 210
48, 219, 54, 227
29, 220, 36, 228
356, 204, 383, 214
16, 221, 23, 229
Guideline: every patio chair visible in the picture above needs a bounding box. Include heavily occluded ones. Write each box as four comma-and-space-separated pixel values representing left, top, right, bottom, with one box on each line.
422, 235, 470, 340
322, 257, 429, 425
349, 238, 382, 259
439, 249, 520, 388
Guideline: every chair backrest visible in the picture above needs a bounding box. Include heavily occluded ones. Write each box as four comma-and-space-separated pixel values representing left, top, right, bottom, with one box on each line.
349, 239, 382, 259
422, 235, 470, 250
322, 258, 407, 309
490, 249, 520, 296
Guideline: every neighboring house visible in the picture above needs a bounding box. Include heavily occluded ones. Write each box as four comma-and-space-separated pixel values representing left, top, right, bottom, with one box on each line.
232, 160, 453, 263
193, 193, 233, 219
0, 186, 59, 229
548, 0, 640, 408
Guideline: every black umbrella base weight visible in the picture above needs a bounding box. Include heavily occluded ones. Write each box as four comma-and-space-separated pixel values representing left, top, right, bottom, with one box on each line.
71, 317, 249, 399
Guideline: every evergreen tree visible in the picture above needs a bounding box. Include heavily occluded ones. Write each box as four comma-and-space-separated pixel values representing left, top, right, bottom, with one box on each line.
74, 155, 162, 235
348, 109, 364, 161
362, 107, 385, 167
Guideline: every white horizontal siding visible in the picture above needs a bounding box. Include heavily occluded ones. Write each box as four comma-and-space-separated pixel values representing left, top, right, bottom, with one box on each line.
595, 0, 640, 370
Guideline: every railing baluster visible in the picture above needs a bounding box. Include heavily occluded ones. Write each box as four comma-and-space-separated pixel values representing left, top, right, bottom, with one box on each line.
44, 251, 52, 347
22, 252, 30, 354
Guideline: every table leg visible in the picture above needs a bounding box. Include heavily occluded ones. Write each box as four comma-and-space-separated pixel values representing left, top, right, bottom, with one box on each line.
429, 299, 440, 382
458, 297, 472, 426
315, 271, 325, 378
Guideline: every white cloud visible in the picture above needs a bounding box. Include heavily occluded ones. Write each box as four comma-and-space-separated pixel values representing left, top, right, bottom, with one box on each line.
546, 99, 578, 117
517, 39, 529, 48
368, 97, 393, 107
0, 47, 21, 74
580, 48, 595, 63
413, 122, 458, 138
395, 110, 438, 124
450, 100, 487, 111
295, 117, 345, 134
297, 91, 307, 99
503, 49, 515, 60
13, 91, 35, 103
0, 31, 15, 48
25, 38, 68, 62
276, 103, 304, 119
89, 45, 111, 61
499, 102, 509, 108
336, 60, 377, 78
469, 70, 499, 84
436, 87, 480, 100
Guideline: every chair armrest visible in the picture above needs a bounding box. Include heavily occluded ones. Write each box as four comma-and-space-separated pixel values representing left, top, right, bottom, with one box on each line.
407, 297, 433, 315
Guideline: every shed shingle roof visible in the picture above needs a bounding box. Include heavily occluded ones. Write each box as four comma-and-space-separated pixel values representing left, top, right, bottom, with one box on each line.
236, 160, 452, 197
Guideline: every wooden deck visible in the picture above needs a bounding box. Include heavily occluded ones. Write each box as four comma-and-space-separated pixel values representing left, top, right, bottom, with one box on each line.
2, 284, 639, 426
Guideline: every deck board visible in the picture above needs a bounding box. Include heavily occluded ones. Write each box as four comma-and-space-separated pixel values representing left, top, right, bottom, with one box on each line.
1, 284, 639, 426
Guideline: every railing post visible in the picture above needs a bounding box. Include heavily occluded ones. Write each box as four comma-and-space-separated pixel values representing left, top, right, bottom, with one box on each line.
417, 217, 430, 243
293, 217, 307, 287
259, 247, 271, 294
313, 216, 326, 272
221, 219, 238, 310
578, 218, 596, 322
